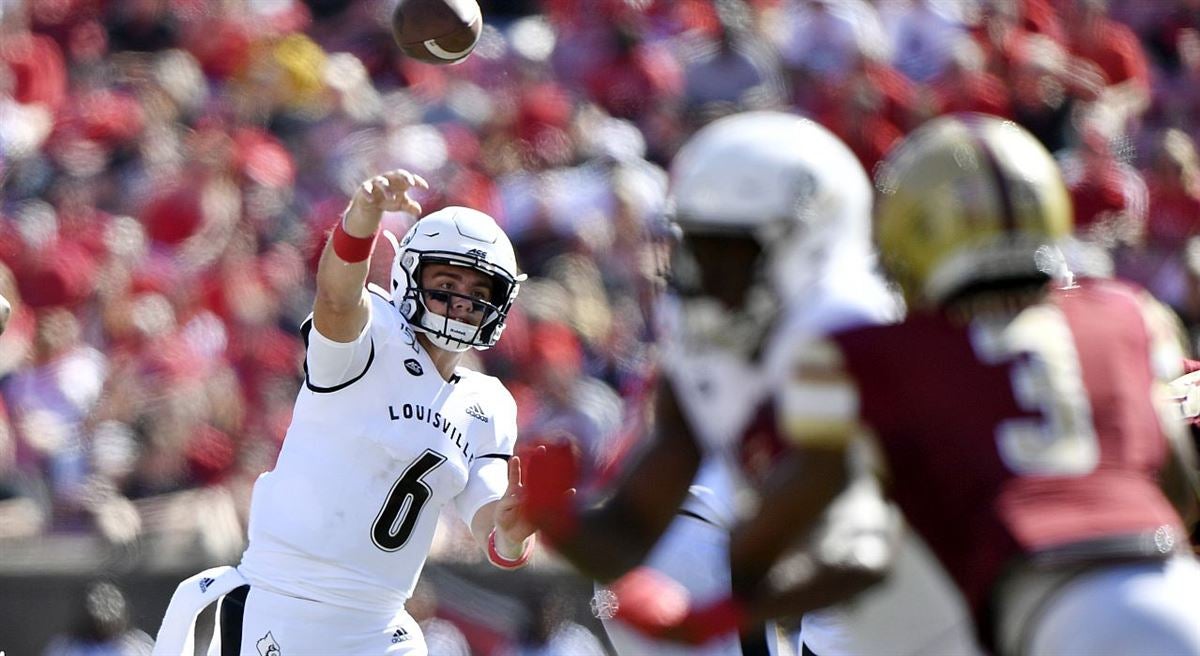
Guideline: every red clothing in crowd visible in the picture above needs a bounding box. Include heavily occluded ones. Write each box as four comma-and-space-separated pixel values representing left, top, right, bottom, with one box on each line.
932, 69, 1013, 118
1070, 167, 1131, 231
0, 32, 68, 111
584, 38, 682, 120
1145, 180, 1200, 245
1067, 14, 1150, 90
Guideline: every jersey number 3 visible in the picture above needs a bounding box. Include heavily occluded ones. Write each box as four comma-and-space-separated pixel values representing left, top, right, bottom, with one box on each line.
372, 449, 447, 551
971, 306, 1100, 477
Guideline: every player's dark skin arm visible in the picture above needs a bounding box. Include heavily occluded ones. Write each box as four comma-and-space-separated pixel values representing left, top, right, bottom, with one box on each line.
730, 445, 886, 620
551, 379, 702, 583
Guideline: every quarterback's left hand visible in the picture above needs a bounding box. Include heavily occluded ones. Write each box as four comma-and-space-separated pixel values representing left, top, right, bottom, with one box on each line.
493, 455, 536, 556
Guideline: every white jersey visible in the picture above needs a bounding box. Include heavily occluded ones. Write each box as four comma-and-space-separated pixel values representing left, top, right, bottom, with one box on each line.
239, 290, 517, 613
660, 268, 896, 528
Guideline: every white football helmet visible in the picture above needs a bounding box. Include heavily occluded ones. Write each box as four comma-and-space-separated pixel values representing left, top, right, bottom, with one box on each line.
669, 110, 875, 306
383, 206, 525, 352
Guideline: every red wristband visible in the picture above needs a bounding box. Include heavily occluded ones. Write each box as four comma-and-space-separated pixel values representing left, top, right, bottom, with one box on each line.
488, 529, 535, 569
331, 220, 377, 263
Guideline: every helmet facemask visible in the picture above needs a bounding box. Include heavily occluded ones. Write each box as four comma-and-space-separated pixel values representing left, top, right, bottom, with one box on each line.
668, 223, 779, 357
382, 208, 523, 352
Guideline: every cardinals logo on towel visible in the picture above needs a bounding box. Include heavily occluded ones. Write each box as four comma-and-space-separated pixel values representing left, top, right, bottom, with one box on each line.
257, 632, 281, 656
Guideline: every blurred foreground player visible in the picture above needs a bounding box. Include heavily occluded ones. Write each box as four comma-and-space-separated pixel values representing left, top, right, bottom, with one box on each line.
154, 170, 535, 655
521, 111, 979, 656
626, 114, 1200, 656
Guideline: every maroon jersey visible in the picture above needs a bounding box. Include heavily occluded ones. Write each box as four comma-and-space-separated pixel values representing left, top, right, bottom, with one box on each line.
830, 278, 1186, 616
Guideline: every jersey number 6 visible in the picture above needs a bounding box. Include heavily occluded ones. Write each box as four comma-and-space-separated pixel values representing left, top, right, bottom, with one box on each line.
372, 449, 448, 551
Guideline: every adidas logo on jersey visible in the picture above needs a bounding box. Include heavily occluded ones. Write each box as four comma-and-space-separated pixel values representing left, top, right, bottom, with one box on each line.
404, 358, 424, 376
198, 577, 214, 593
391, 628, 410, 644
465, 403, 489, 423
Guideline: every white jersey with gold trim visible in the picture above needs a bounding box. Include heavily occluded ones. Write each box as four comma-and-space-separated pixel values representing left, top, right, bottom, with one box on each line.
239, 291, 517, 613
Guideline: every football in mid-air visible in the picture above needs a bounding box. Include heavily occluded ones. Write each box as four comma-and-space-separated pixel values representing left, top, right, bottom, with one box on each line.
392, 0, 482, 65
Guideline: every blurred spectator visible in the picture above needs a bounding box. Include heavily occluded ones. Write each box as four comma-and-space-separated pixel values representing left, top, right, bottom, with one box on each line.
521, 318, 623, 474
1145, 127, 1200, 247
678, 0, 787, 131
103, 0, 181, 53
1117, 128, 1200, 312
0, 18, 68, 112
1058, 120, 1147, 247
2, 308, 106, 523
930, 38, 1013, 118
583, 21, 683, 125
0, 383, 48, 539
1063, 0, 1152, 128
815, 46, 924, 172
768, 0, 891, 115
969, 0, 1066, 81
1143, 0, 1200, 74
1008, 34, 1102, 151
42, 580, 153, 656
1150, 23, 1200, 142
770, 0, 890, 83
881, 0, 972, 84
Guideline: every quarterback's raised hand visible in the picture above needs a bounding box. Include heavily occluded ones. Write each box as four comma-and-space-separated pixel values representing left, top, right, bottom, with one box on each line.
349, 169, 428, 219
316, 169, 430, 341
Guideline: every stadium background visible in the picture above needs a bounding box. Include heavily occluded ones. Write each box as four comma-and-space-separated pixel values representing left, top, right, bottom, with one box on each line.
2, 0, 1200, 652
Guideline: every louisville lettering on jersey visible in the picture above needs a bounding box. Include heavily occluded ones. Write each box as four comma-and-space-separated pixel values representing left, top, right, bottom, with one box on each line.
388, 404, 473, 463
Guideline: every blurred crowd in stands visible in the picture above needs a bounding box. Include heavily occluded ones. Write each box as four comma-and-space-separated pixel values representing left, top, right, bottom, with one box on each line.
2, 0, 1200, 586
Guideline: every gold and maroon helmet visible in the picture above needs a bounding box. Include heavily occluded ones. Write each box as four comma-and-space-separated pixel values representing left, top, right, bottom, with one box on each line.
874, 113, 1073, 307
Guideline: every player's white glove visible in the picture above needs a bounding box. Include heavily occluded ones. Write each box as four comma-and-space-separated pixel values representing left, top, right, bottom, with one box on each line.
1168, 369, 1200, 422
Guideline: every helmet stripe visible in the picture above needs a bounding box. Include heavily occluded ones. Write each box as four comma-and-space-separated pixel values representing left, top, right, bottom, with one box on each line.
962, 118, 1017, 234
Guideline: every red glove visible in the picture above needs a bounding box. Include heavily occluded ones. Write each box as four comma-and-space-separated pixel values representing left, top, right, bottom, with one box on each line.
607, 567, 747, 645
516, 438, 580, 546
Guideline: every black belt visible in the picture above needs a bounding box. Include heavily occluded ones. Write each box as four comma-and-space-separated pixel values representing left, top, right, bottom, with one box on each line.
678, 509, 718, 527
1028, 527, 1186, 568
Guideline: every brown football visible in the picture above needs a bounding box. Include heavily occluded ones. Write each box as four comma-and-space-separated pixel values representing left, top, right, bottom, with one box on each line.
392, 0, 482, 65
